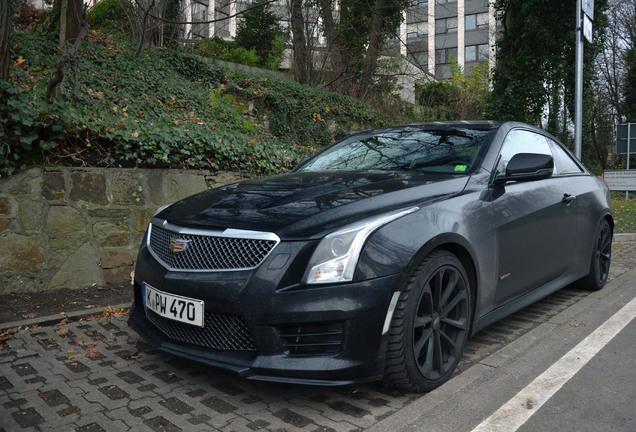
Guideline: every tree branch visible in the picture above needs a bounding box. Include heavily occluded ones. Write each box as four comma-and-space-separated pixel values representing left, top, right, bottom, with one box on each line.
46, 21, 89, 102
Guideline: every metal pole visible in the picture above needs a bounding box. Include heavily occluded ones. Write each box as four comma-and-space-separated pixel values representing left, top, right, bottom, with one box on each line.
574, 0, 584, 160
628, 123, 632, 200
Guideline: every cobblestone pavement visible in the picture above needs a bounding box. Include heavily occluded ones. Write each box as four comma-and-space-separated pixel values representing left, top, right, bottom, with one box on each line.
1, 243, 634, 432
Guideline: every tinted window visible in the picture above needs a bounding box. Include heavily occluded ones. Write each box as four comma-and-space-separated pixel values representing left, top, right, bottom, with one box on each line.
300, 127, 496, 174
497, 130, 555, 175
548, 139, 584, 175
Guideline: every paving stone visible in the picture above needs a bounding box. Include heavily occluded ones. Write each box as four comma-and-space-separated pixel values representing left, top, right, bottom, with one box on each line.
272, 408, 313, 428
3, 398, 27, 409
75, 422, 107, 432
11, 407, 45, 428
116, 370, 144, 384
153, 370, 181, 384
143, 415, 182, 432
24, 375, 47, 385
326, 400, 371, 418
137, 383, 158, 392
246, 418, 270, 430
39, 388, 70, 407
66, 360, 91, 373
211, 380, 245, 396
188, 414, 212, 425
0, 376, 14, 391
12, 362, 37, 376
98, 384, 130, 400
201, 396, 238, 414
241, 395, 262, 405
186, 388, 206, 398
129, 405, 153, 417
159, 397, 194, 415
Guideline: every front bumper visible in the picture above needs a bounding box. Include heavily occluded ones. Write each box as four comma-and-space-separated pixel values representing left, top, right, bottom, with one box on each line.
128, 241, 403, 385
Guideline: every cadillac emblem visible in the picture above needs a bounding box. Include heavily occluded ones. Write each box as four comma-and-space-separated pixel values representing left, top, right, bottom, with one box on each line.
170, 239, 190, 253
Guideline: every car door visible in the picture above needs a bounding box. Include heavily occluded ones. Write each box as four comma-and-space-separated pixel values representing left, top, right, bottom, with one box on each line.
491, 129, 577, 305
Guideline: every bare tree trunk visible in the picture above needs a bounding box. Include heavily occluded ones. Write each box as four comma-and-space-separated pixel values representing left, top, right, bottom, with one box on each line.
316, 0, 348, 92
357, 0, 389, 100
0, 0, 11, 81
59, 0, 68, 48
290, 0, 313, 84
46, 21, 88, 102
135, 0, 156, 58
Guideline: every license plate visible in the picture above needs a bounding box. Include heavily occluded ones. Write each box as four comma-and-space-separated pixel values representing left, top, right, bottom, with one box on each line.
142, 282, 204, 327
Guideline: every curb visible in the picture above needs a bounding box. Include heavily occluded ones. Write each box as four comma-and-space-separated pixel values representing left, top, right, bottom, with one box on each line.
613, 233, 636, 242
0, 302, 132, 331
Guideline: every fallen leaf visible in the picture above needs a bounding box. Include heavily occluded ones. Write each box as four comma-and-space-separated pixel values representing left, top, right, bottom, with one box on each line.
570, 322, 585, 327
56, 328, 69, 337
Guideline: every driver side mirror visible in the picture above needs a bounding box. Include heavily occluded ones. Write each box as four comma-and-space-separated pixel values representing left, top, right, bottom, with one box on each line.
493, 153, 554, 186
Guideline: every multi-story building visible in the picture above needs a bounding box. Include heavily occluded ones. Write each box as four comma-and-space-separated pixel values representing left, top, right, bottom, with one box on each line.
397, 0, 497, 80
182, 0, 496, 80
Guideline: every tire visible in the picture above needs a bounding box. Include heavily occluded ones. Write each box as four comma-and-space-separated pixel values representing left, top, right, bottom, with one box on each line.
577, 219, 612, 291
383, 250, 472, 392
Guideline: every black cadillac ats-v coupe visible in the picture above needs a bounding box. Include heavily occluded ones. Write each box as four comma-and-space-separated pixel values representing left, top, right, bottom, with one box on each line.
128, 121, 612, 392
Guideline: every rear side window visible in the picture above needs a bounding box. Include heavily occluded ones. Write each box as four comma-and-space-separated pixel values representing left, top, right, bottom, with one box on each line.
547, 139, 584, 175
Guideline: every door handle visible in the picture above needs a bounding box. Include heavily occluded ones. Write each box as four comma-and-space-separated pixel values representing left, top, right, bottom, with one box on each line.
562, 193, 576, 204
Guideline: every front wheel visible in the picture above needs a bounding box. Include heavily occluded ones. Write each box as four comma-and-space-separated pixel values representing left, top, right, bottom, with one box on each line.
383, 250, 472, 392
576, 219, 612, 291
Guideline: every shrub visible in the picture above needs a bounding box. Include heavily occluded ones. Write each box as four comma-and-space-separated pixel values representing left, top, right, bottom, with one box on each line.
195, 37, 260, 67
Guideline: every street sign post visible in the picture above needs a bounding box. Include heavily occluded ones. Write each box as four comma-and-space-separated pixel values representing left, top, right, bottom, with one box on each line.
616, 123, 636, 199
603, 170, 636, 192
616, 123, 636, 155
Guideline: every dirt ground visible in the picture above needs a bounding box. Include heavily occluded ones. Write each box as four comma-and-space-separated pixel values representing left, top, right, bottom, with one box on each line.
0, 282, 133, 324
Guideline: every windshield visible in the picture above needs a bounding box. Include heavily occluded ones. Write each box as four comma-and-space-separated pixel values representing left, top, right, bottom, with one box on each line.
299, 127, 496, 174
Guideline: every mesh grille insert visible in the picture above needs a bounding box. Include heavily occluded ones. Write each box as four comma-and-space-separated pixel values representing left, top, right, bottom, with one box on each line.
148, 224, 278, 271
145, 307, 257, 351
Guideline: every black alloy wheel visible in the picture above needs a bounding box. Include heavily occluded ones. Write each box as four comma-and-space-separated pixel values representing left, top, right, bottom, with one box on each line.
578, 219, 612, 291
384, 250, 472, 392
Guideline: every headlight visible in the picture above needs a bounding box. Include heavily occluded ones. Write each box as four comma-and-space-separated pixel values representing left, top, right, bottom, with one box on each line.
304, 207, 418, 284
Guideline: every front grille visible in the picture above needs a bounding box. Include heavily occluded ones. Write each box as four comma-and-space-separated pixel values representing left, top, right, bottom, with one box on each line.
145, 307, 257, 351
148, 223, 279, 271
279, 322, 344, 356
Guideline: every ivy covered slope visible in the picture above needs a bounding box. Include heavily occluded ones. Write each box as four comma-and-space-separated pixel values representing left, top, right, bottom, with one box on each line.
1, 31, 385, 177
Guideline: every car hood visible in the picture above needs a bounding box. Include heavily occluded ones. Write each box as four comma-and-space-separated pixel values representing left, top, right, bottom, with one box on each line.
157, 171, 470, 239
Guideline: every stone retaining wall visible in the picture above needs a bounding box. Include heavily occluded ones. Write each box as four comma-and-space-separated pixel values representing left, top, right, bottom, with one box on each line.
0, 167, 249, 295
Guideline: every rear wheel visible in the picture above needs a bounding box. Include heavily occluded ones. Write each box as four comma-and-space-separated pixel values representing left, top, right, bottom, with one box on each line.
384, 250, 472, 392
577, 219, 612, 291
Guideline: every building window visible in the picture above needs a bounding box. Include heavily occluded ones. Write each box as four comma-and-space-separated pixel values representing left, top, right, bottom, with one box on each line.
447, 17, 457, 33
466, 13, 489, 31
436, 18, 458, 34
465, 43, 490, 62
465, 14, 476, 30
476, 12, 489, 29
418, 0, 428, 6
465, 45, 477, 62
436, 47, 458, 64
407, 22, 428, 38
436, 0, 456, 4
478, 43, 489, 60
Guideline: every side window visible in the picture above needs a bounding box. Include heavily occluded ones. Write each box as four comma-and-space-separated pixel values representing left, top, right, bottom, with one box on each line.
496, 130, 555, 175
547, 139, 584, 175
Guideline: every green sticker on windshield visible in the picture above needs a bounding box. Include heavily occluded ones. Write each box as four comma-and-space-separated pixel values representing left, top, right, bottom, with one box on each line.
454, 165, 468, 172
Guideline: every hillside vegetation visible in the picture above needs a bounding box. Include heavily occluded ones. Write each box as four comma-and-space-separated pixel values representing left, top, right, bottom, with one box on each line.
1, 30, 387, 178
